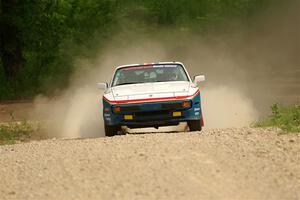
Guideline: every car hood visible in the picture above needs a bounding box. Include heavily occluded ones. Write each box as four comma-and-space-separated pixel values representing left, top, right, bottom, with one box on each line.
110, 81, 192, 101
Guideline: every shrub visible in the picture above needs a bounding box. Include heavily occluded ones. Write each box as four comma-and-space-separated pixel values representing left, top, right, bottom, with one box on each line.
0, 121, 39, 145
255, 104, 300, 133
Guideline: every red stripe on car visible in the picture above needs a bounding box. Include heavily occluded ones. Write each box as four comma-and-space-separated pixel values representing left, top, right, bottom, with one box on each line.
104, 90, 200, 104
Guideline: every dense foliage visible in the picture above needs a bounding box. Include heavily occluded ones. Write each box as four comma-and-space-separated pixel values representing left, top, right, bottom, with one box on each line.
255, 104, 300, 133
0, 0, 272, 99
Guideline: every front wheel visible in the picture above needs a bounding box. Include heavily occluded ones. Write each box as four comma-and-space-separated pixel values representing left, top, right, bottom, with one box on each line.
104, 124, 120, 137
187, 120, 202, 131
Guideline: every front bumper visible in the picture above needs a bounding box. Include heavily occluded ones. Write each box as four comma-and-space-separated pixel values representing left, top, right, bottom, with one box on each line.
102, 93, 203, 128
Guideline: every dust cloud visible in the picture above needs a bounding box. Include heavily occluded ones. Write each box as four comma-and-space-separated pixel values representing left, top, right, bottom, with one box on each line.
32, 40, 258, 137
32, 1, 299, 138
33, 87, 103, 138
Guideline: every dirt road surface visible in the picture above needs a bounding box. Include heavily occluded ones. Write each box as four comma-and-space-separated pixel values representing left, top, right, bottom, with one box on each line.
0, 128, 299, 200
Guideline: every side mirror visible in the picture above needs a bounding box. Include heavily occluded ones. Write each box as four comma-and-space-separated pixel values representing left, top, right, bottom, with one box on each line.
193, 75, 205, 85
97, 82, 108, 90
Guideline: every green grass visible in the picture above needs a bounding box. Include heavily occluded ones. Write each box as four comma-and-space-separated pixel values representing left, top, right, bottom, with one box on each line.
255, 103, 300, 133
0, 121, 40, 145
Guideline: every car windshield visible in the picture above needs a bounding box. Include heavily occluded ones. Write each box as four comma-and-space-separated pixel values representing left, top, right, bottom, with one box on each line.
112, 64, 189, 86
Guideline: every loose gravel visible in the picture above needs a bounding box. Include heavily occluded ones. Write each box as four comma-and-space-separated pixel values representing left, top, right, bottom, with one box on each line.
0, 128, 299, 200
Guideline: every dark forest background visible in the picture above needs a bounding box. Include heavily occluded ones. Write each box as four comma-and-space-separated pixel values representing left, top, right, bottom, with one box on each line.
0, 0, 282, 99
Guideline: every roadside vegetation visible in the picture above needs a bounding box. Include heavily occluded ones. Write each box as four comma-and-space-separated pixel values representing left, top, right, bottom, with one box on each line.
0, 121, 41, 145
255, 104, 300, 133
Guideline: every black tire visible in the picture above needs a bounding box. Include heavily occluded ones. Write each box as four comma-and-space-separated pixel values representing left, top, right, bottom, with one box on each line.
187, 120, 202, 131
104, 124, 120, 137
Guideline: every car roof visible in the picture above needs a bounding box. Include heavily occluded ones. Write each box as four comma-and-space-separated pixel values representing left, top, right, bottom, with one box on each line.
115, 61, 184, 70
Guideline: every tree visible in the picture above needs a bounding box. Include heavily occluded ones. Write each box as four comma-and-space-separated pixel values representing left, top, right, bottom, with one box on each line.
0, 0, 24, 78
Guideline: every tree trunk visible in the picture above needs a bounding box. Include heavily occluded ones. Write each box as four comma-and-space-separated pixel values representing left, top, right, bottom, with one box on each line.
0, 0, 23, 78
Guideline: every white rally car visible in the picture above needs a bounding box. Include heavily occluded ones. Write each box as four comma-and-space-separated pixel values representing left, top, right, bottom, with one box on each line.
98, 62, 205, 136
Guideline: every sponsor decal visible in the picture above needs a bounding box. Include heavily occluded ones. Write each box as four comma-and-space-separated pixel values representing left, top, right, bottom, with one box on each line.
195, 112, 200, 116
153, 64, 177, 68
124, 64, 179, 70
194, 108, 200, 111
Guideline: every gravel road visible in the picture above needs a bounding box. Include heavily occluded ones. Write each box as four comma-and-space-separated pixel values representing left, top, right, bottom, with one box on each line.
1, 128, 300, 200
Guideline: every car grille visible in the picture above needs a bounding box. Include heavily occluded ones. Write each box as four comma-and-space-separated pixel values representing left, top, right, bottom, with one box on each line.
161, 102, 182, 110
134, 110, 171, 121
121, 105, 141, 112
121, 102, 182, 112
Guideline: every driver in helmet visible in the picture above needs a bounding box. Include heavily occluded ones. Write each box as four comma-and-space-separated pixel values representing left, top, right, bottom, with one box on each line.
169, 70, 179, 81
